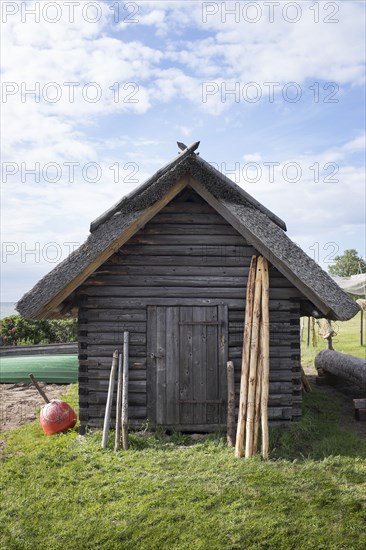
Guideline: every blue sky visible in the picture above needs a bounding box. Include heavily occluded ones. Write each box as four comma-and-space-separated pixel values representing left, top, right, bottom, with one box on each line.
1, 0, 365, 302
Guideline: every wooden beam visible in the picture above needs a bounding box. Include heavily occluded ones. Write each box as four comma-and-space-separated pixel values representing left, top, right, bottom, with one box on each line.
35, 177, 189, 319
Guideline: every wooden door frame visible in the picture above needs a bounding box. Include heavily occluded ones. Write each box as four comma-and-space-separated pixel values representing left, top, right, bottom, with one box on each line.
146, 304, 228, 430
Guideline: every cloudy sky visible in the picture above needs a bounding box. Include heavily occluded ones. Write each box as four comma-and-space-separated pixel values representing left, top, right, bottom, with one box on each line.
1, 0, 365, 302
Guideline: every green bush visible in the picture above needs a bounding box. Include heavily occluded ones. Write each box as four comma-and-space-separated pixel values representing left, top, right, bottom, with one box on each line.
0, 315, 77, 346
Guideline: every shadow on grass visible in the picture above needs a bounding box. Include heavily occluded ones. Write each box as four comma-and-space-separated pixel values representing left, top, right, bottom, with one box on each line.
61, 382, 366, 461
269, 387, 366, 461
109, 388, 366, 461
91, 387, 366, 461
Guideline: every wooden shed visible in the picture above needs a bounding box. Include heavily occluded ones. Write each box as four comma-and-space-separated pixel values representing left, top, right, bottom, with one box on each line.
17, 142, 359, 433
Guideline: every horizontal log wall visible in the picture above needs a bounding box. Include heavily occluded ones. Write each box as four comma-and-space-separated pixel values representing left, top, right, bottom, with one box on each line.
77, 191, 302, 429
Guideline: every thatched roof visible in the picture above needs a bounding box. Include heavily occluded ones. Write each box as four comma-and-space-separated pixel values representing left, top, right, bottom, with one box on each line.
17, 142, 359, 321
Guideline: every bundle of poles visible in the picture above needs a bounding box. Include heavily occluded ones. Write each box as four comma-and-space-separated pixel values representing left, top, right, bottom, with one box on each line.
229, 255, 270, 459
102, 331, 129, 452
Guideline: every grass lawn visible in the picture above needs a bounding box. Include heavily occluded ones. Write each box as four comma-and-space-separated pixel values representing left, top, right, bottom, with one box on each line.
301, 311, 366, 370
1, 384, 366, 550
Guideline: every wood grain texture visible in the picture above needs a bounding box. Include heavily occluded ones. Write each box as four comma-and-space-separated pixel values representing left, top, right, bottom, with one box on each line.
77, 190, 302, 430
245, 257, 263, 459
261, 258, 270, 460
235, 256, 257, 458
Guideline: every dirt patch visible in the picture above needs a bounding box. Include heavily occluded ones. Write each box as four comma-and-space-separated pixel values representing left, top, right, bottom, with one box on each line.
0, 383, 71, 432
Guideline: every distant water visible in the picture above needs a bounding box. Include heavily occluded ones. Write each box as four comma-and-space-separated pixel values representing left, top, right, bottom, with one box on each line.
0, 302, 18, 319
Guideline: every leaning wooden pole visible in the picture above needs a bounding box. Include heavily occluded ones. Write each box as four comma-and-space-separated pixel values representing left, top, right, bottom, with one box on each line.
114, 352, 123, 452
102, 350, 119, 449
252, 348, 263, 454
226, 361, 236, 447
235, 256, 257, 458
306, 317, 311, 347
122, 331, 129, 451
260, 257, 270, 460
361, 309, 364, 347
245, 256, 263, 459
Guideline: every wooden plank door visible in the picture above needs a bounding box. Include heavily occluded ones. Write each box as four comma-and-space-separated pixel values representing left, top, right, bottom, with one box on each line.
147, 305, 228, 429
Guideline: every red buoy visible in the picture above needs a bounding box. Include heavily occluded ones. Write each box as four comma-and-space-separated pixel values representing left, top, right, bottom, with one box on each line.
28, 373, 77, 436
40, 400, 77, 435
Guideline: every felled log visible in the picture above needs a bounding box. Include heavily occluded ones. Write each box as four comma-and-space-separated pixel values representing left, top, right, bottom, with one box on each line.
315, 350, 366, 391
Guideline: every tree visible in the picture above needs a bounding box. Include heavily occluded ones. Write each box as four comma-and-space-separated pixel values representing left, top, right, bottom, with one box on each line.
328, 249, 366, 277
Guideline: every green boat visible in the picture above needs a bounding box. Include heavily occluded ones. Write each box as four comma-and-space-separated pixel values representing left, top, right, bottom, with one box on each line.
0, 355, 78, 384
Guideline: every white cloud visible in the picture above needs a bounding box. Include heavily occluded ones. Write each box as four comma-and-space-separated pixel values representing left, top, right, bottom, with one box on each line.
243, 153, 262, 162
1, 1, 364, 300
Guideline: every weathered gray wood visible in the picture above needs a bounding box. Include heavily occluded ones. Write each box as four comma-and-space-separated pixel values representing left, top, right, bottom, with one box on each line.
96, 265, 250, 277
80, 321, 146, 333
78, 189, 303, 431
156, 307, 166, 425
149, 212, 229, 225
85, 361, 146, 376
161, 201, 217, 213
117, 245, 253, 257
141, 223, 239, 235
192, 307, 205, 424
84, 275, 247, 288
80, 309, 146, 322
179, 307, 193, 425
86, 379, 146, 392
140, 212, 241, 229
218, 305, 229, 424
84, 297, 297, 309
233, 381, 301, 394
86, 344, 145, 356
165, 307, 180, 424
79, 333, 145, 345
81, 286, 300, 299
89, 273, 294, 289
146, 306, 157, 422
85, 297, 245, 308
105, 255, 252, 267
229, 310, 299, 321
226, 361, 235, 447
206, 307, 219, 424
81, 392, 145, 406
315, 350, 366, 390
128, 234, 245, 246
229, 346, 298, 358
